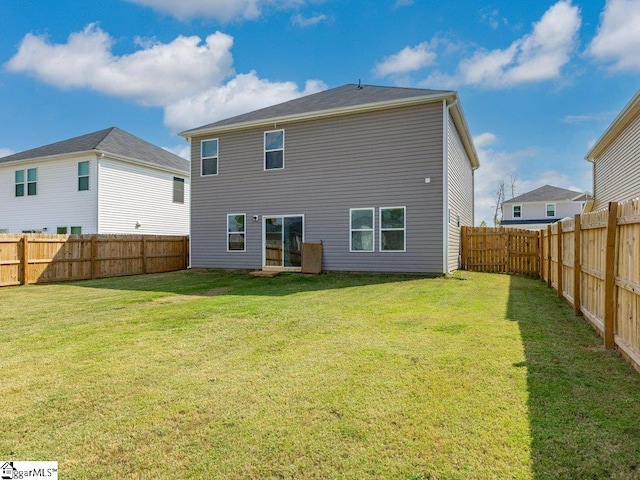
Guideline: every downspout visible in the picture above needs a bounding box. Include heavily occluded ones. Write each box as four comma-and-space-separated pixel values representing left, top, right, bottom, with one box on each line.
442, 98, 458, 274
95, 152, 103, 233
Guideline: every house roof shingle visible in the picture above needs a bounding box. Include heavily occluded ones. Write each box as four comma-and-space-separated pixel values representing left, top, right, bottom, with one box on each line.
503, 185, 591, 204
0, 127, 189, 174
181, 83, 455, 134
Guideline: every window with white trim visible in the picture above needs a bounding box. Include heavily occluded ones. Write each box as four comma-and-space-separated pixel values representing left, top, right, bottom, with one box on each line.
27, 168, 37, 195
15, 168, 37, 197
513, 205, 522, 218
350, 208, 374, 252
546, 203, 556, 217
201, 139, 218, 176
78, 161, 89, 191
15, 170, 25, 197
380, 207, 406, 252
227, 214, 246, 251
264, 129, 284, 170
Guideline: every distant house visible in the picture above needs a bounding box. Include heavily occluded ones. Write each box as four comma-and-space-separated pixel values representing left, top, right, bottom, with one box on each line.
180, 83, 479, 274
501, 185, 591, 230
0, 127, 190, 235
585, 89, 640, 211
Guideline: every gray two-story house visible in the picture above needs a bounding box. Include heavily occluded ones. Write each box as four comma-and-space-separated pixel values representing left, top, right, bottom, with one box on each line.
180, 84, 479, 274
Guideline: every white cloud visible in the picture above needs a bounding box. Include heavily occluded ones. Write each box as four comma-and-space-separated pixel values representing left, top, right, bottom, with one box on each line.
0, 148, 15, 158
125, 0, 307, 22
472, 131, 592, 225
7, 24, 234, 106
425, 1, 581, 88
163, 144, 191, 160
473, 132, 536, 225
291, 13, 328, 27
165, 74, 326, 131
6, 24, 326, 132
562, 111, 617, 124
374, 42, 437, 77
587, 0, 640, 72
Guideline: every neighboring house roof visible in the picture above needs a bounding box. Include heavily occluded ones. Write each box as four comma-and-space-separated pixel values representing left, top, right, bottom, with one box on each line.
503, 185, 591, 204
585, 89, 640, 161
0, 127, 189, 174
180, 83, 479, 169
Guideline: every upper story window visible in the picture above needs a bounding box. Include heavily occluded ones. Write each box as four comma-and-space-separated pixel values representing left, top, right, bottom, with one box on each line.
78, 161, 89, 191
350, 208, 374, 252
513, 205, 522, 218
201, 139, 218, 176
546, 203, 556, 217
264, 130, 284, 170
15, 170, 25, 197
15, 168, 37, 197
27, 168, 37, 195
173, 177, 185, 203
380, 207, 406, 252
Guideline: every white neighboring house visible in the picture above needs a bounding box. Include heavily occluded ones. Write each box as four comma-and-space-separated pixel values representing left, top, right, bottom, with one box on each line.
501, 185, 591, 230
0, 127, 190, 235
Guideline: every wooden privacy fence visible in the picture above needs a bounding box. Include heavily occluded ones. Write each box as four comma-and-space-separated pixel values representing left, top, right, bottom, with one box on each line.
460, 226, 540, 276
461, 198, 640, 373
540, 200, 640, 372
0, 234, 189, 287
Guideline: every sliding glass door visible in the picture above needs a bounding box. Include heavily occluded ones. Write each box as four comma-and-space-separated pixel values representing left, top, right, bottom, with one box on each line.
264, 215, 303, 268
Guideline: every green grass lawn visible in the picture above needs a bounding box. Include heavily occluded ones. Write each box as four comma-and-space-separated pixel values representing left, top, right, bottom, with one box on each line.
1, 270, 639, 479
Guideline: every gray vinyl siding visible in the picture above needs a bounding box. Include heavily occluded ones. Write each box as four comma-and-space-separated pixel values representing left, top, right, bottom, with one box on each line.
190, 103, 445, 273
592, 112, 640, 211
446, 112, 474, 272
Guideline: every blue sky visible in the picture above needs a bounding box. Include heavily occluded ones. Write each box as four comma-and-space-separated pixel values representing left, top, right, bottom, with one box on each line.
1, 0, 639, 225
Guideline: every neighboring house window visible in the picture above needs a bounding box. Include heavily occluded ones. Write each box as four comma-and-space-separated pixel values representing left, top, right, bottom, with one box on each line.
57, 227, 68, 234
15, 170, 24, 197
70, 226, 82, 235
227, 214, 246, 251
27, 168, 37, 195
173, 177, 185, 203
264, 129, 284, 170
513, 205, 522, 218
350, 208, 374, 252
201, 139, 219, 176
78, 161, 89, 191
380, 207, 406, 252
546, 203, 556, 217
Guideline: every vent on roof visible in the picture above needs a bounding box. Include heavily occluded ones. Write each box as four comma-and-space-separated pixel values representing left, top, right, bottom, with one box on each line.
357, 79, 363, 90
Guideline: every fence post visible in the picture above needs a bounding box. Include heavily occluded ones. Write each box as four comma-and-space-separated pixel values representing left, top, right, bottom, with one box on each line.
573, 214, 582, 316
142, 236, 148, 274
20, 235, 28, 285
557, 221, 563, 298
546, 225, 552, 288
603, 201, 618, 350
91, 235, 98, 279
